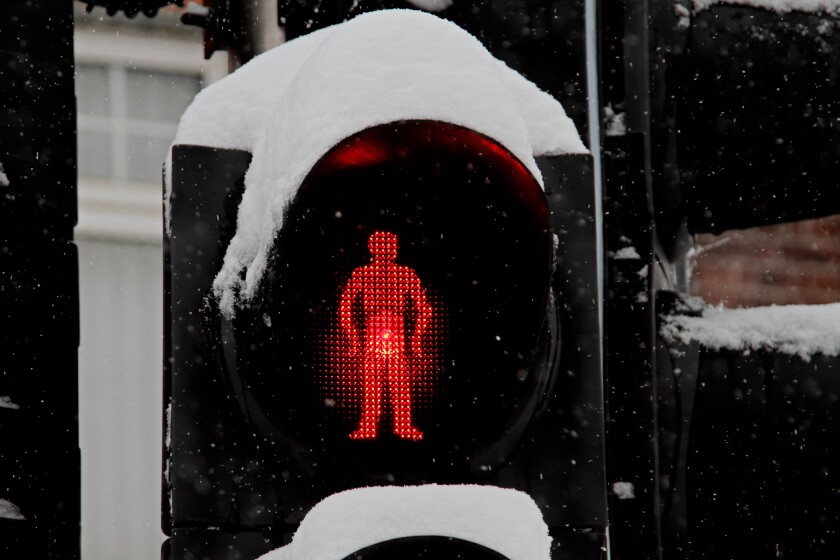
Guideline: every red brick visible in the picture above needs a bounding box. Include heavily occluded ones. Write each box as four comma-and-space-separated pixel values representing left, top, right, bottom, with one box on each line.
689, 214, 840, 308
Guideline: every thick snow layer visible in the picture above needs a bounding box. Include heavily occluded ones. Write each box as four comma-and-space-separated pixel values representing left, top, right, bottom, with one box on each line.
662, 302, 840, 360
0, 499, 25, 520
167, 9, 586, 317
255, 485, 551, 560
693, 0, 840, 13
0, 396, 20, 409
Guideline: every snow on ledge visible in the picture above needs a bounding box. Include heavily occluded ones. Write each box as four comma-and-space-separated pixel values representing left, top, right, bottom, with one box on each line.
661, 302, 840, 361
693, 0, 840, 14
0, 396, 20, 410
255, 485, 551, 560
166, 9, 586, 318
0, 499, 25, 520
0, 160, 9, 187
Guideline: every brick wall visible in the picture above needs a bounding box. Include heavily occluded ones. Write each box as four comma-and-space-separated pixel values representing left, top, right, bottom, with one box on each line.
689, 214, 840, 308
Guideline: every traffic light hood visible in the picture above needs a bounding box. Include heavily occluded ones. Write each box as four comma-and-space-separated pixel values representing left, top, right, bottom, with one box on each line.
255, 485, 551, 560
165, 9, 585, 318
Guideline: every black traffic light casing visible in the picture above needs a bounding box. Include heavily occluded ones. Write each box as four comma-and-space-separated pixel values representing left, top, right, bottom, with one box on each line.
675, 7, 840, 234
166, 3, 606, 557
601, 3, 840, 559
164, 125, 606, 558
610, 1, 840, 250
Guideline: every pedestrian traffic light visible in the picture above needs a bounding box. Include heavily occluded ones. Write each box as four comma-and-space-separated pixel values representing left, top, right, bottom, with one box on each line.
213, 120, 554, 480
165, 138, 606, 560
164, 10, 605, 560
165, 4, 840, 560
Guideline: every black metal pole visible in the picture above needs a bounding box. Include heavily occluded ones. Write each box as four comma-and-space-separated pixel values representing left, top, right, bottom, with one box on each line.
0, 1, 80, 558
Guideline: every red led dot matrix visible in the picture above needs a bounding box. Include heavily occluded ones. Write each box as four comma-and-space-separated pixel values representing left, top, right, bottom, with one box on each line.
319, 231, 445, 441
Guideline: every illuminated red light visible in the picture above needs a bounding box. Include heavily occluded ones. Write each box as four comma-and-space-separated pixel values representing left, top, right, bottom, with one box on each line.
323, 231, 441, 441
327, 137, 391, 168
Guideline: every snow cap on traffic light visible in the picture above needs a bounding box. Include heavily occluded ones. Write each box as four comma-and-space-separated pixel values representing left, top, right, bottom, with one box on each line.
256, 484, 551, 560
166, 9, 585, 318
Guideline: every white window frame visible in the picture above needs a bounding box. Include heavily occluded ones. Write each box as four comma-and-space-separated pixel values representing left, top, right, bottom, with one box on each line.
74, 28, 228, 243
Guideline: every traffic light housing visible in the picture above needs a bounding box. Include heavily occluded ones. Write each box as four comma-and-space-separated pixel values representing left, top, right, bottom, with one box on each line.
164, 8, 606, 559
163, 3, 840, 560
164, 136, 606, 558
217, 121, 554, 477
675, 6, 840, 234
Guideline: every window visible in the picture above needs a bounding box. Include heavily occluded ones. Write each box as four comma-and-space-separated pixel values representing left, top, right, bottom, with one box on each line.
73, 17, 227, 242
71, 11, 230, 560
77, 63, 201, 184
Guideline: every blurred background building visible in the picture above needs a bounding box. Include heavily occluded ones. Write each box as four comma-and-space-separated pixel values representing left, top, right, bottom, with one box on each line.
73, 4, 228, 558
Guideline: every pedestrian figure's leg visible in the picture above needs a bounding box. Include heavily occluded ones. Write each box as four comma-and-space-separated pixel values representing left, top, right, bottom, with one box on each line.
389, 354, 423, 440
350, 357, 383, 439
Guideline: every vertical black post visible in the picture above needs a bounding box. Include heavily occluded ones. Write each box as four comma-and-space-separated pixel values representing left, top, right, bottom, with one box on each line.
0, 1, 79, 558
602, 133, 661, 560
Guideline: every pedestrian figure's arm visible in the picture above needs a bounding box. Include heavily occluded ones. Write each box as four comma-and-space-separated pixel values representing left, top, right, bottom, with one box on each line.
408, 274, 432, 355
339, 271, 362, 352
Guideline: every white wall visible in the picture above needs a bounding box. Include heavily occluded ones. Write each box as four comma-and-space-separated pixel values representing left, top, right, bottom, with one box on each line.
73, 6, 283, 557
73, 8, 227, 557
78, 239, 164, 560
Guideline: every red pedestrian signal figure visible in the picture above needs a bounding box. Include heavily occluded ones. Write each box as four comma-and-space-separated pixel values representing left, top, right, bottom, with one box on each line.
339, 231, 432, 441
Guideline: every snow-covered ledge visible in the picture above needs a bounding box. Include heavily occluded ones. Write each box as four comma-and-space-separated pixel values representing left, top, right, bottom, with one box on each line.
661, 301, 840, 361
692, 0, 840, 13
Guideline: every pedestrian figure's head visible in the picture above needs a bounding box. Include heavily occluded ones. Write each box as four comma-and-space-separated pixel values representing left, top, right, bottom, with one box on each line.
369, 231, 398, 262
